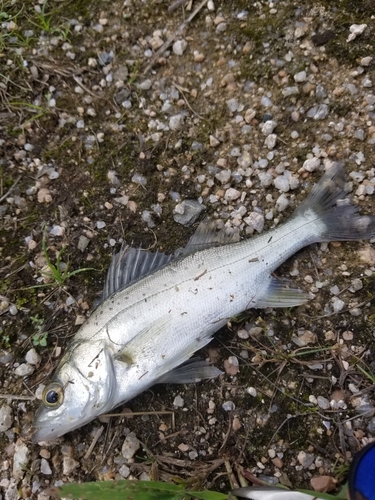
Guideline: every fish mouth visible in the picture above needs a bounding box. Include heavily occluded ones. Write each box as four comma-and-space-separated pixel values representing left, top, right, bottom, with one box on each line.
32, 423, 64, 443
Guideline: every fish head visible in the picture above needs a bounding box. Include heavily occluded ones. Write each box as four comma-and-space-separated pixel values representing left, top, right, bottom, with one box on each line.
33, 342, 117, 442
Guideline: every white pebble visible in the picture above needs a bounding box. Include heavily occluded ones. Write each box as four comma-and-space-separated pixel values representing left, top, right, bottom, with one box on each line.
261, 120, 277, 136
96, 221, 106, 229
173, 395, 184, 407
332, 298, 345, 312
222, 401, 235, 411
121, 432, 140, 460
173, 39, 187, 55
294, 70, 307, 82
274, 175, 289, 192
276, 194, 289, 212
226, 98, 239, 113
347, 24, 367, 42
244, 212, 264, 233
25, 348, 41, 365
14, 363, 35, 377
317, 396, 330, 410
303, 157, 320, 172
265, 134, 277, 149
225, 188, 241, 201
169, 114, 184, 131
215, 170, 231, 184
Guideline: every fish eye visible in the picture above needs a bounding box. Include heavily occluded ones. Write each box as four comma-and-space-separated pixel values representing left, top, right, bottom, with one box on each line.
42, 382, 64, 407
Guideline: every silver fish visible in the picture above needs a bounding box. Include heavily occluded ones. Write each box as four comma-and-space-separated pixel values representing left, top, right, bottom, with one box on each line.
33, 163, 375, 441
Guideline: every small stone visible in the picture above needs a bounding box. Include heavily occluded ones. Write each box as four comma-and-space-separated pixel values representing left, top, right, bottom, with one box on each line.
317, 396, 330, 410
178, 443, 189, 452
274, 175, 289, 192
14, 363, 34, 377
282, 86, 299, 97
50, 225, 65, 237
276, 194, 289, 212
122, 432, 140, 460
224, 188, 241, 202
173, 395, 184, 407
169, 114, 184, 131
361, 56, 373, 66
215, 169, 231, 184
173, 39, 187, 55
297, 451, 314, 468
13, 439, 30, 480
237, 151, 252, 168
119, 464, 130, 478
96, 221, 106, 229
137, 79, 152, 90
226, 98, 239, 113
347, 24, 367, 42
232, 417, 241, 431
173, 199, 205, 226
131, 173, 147, 186
63, 457, 79, 475
0, 404, 13, 432
37, 188, 52, 203
332, 298, 345, 313
294, 70, 307, 82
40, 458, 52, 475
264, 134, 277, 149
307, 104, 329, 120
261, 120, 277, 136
224, 356, 239, 375
78, 235, 90, 252
244, 212, 264, 233
310, 476, 337, 492
303, 157, 320, 172
222, 401, 235, 411
209, 135, 220, 147
25, 348, 41, 365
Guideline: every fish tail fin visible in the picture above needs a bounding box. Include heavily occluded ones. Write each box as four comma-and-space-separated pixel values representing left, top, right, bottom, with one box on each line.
292, 162, 375, 242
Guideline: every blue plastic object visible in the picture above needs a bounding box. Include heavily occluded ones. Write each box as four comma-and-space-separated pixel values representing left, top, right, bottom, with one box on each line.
349, 441, 375, 500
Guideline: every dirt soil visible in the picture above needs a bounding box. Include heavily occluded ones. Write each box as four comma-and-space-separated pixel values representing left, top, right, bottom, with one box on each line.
0, 0, 375, 498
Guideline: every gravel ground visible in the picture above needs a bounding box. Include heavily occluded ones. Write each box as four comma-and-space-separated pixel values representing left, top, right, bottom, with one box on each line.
1, 0, 375, 498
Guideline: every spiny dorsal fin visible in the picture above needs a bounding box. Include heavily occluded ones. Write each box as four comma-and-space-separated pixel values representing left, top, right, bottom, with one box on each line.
101, 246, 176, 301
183, 219, 240, 255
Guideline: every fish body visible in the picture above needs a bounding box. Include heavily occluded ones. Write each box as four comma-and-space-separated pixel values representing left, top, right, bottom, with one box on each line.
33, 164, 375, 441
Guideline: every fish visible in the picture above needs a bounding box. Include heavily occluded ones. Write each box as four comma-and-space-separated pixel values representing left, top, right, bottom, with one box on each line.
33, 163, 375, 442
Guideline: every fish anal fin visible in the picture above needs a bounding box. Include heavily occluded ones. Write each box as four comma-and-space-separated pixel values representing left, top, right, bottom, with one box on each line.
254, 278, 310, 309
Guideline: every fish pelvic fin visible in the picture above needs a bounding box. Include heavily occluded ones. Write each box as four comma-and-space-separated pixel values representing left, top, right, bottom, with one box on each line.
156, 358, 223, 384
292, 162, 375, 242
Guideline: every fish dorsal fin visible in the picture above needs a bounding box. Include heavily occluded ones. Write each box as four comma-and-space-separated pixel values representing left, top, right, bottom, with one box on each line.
183, 219, 240, 255
101, 246, 176, 301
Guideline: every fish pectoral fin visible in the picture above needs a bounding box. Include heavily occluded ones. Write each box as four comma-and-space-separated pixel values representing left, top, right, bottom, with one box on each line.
254, 277, 310, 308
114, 316, 171, 364
156, 358, 223, 384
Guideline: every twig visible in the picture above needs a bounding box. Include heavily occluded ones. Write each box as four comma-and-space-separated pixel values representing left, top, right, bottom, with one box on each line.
168, 0, 189, 13
0, 393, 35, 400
72, 75, 102, 99
172, 82, 209, 122
84, 425, 104, 459
144, 0, 209, 75
0, 175, 21, 203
